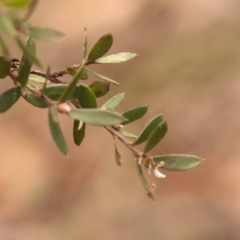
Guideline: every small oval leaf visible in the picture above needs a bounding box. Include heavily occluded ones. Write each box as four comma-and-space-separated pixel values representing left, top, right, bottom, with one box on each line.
122, 105, 148, 125
114, 137, 122, 166
19, 37, 36, 86
69, 109, 127, 126
48, 106, 68, 155
152, 154, 203, 171
87, 34, 113, 63
0, 57, 11, 78
73, 120, 85, 146
23, 92, 48, 108
102, 93, 124, 110
95, 52, 138, 64
77, 84, 97, 108
134, 114, 164, 145
144, 122, 168, 154
1, 0, 31, 8
0, 86, 21, 113
135, 158, 154, 200
29, 26, 65, 42
66, 67, 76, 76
89, 81, 109, 98
86, 68, 119, 86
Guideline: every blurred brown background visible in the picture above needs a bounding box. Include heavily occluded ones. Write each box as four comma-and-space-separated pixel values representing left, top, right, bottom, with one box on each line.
1, 0, 240, 239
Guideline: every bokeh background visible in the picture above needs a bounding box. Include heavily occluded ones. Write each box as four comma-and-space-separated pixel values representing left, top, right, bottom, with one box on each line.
1, 0, 240, 239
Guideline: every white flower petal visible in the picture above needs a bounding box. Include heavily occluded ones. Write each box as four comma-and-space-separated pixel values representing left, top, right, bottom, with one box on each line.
154, 168, 166, 178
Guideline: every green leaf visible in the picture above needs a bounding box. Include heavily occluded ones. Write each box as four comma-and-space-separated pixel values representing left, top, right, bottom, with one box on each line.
73, 120, 85, 146
44, 85, 68, 101
122, 105, 148, 125
1, 0, 31, 8
0, 33, 10, 58
152, 154, 203, 171
29, 74, 50, 83
144, 122, 168, 154
114, 137, 122, 166
134, 114, 164, 145
77, 84, 97, 108
79, 68, 89, 80
86, 68, 119, 86
118, 129, 137, 139
0, 12, 17, 36
29, 26, 65, 42
48, 106, 68, 155
0, 57, 11, 78
59, 62, 85, 103
15, 35, 41, 67
69, 109, 127, 126
102, 93, 124, 110
135, 158, 154, 200
95, 52, 138, 64
19, 37, 36, 86
87, 34, 113, 63
89, 81, 109, 98
23, 92, 48, 108
67, 67, 89, 80
66, 67, 76, 76
0, 86, 21, 113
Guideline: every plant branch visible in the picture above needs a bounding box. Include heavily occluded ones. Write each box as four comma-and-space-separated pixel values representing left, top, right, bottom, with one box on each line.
9, 60, 147, 164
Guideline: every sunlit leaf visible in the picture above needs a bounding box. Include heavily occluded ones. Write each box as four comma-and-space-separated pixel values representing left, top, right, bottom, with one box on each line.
102, 93, 124, 110
0, 12, 17, 36
0, 86, 21, 113
89, 81, 109, 98
118, 129, 137, 139
86, 68, 119, 86
144, 122, 168, 154
48, 105, 68, 155
122, 105, 148, 125
0, 57, 11, 78
69, 109, 127, 126
134, 114, 164, 145
1, 0, 31, 8
95, 52, 138, 64
77, 84, 97, 108
152, 154, 203, 171
0, 33, 10, 58
19, 37, 35, 86
114, 137, 122, 166
87, 34, 113, 63
59, 62, 85, 103
29, 26, 65, 42
135, 158, 154, 200
23, 92, 48, 108
73, 120, 85, 146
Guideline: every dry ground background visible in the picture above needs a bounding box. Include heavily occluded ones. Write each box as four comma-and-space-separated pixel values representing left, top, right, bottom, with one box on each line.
1, 0, 240, 239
